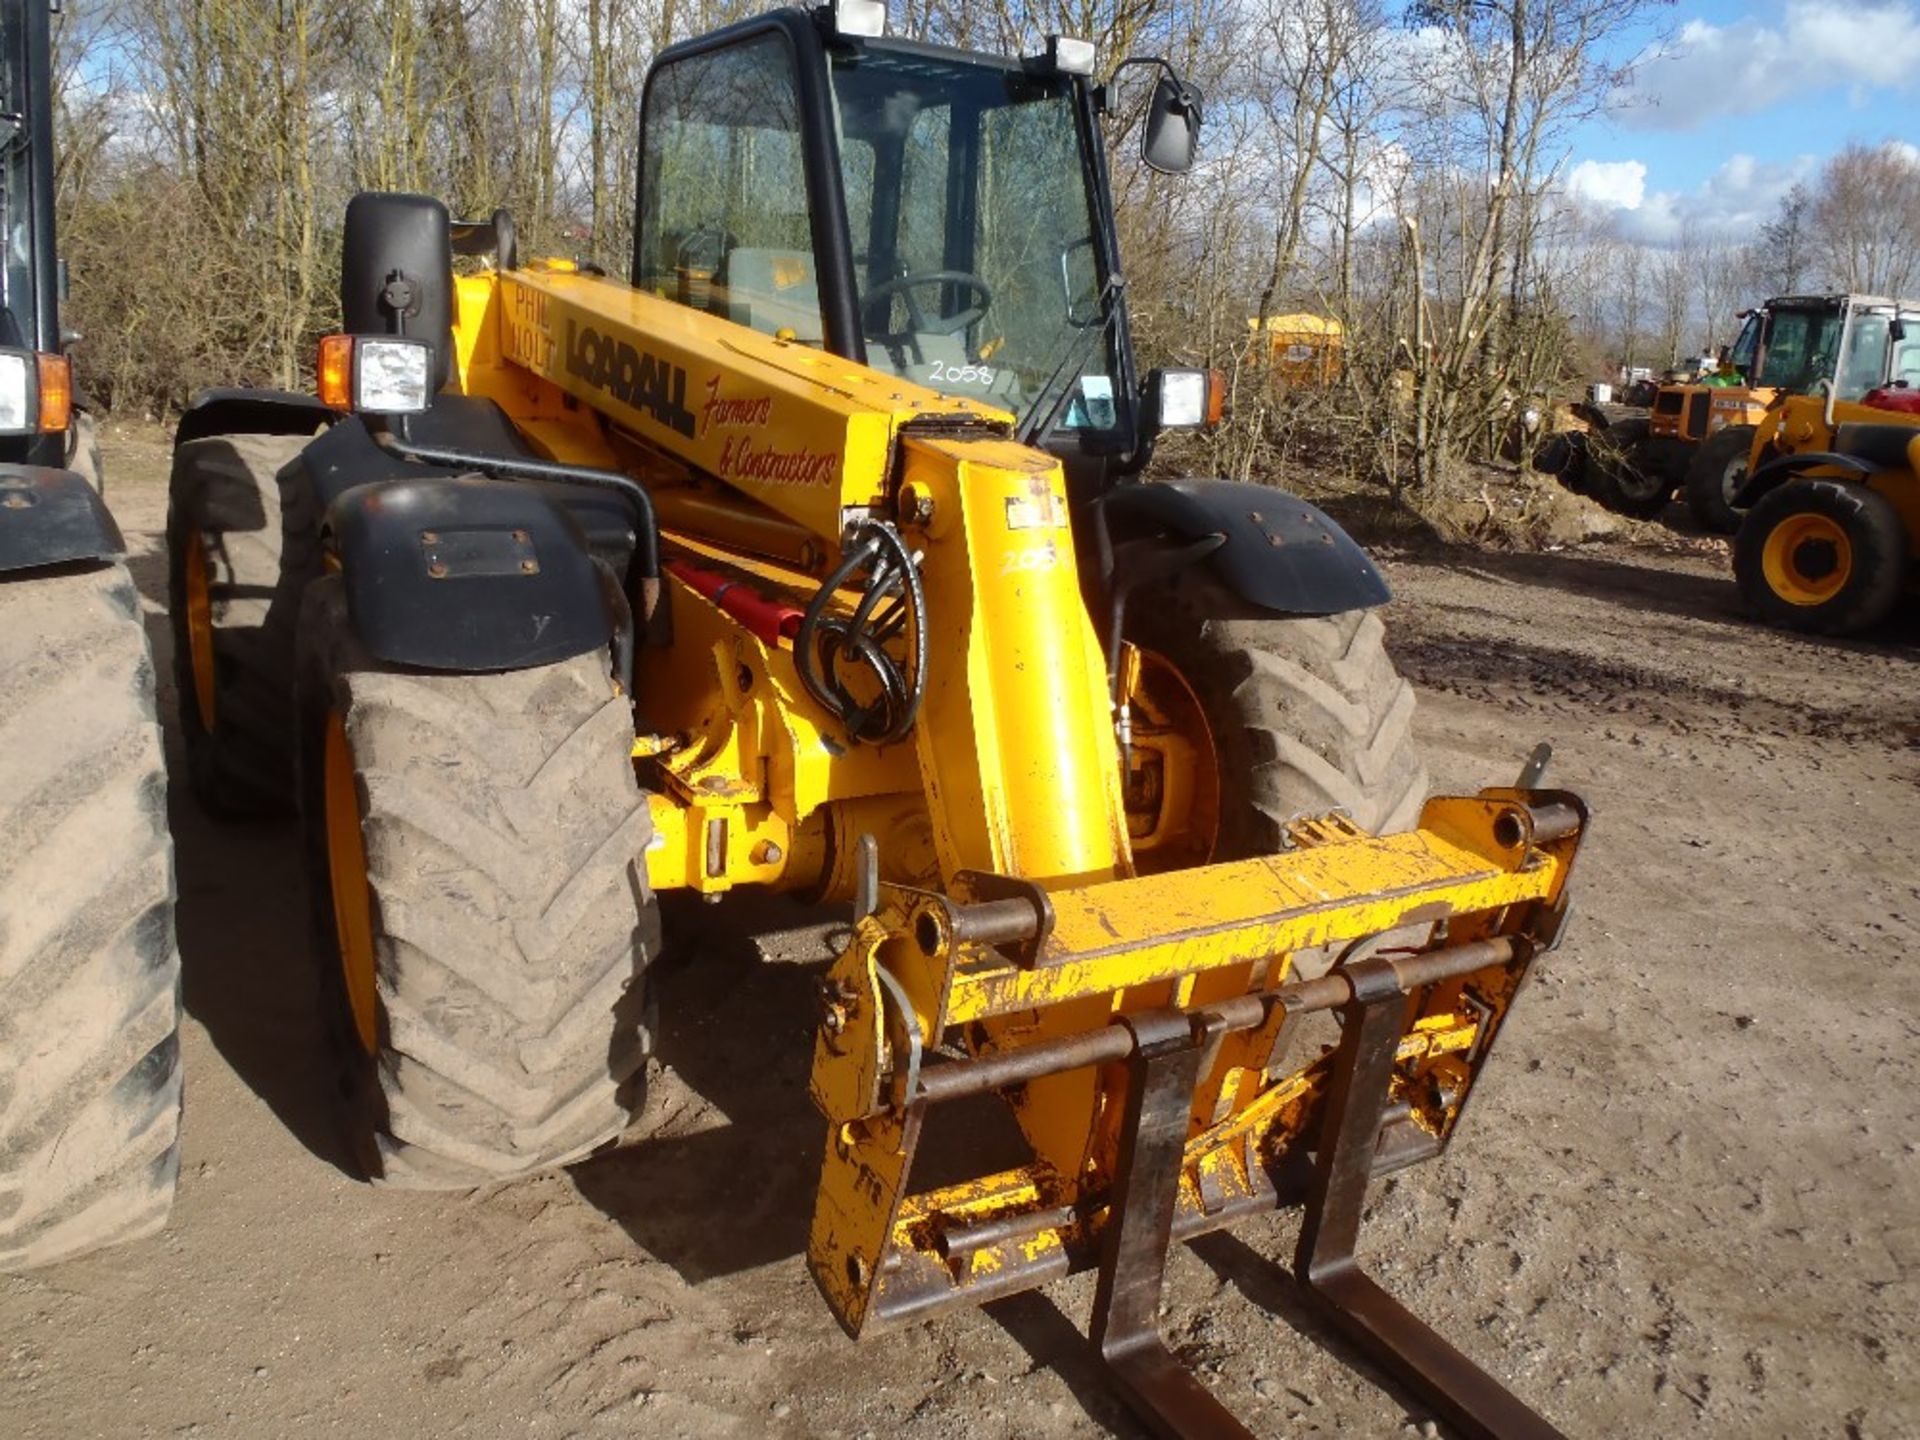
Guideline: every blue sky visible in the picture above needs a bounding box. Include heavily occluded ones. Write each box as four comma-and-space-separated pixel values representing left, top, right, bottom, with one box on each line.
1564, 0, 1920, 243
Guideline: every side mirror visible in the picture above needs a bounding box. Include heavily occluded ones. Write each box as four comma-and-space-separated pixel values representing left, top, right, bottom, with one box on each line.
1892, 318, 1907, 343
1141, 75, 1202, 175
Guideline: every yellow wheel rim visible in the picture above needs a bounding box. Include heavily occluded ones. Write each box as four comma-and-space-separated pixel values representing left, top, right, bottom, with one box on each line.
1122, 648, 1221, 874
1761, 512, 1852, 606
182, 535, 219, 728
323, 712, 379, 1054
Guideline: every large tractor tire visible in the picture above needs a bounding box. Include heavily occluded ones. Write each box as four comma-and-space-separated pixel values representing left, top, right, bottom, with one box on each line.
0, 563, 181, 1270
1124, 581, 1428, 869
295, 578, 658, 1189
166, 433, 311, 816
1733, 479, 1906, 636
1685, 424, 1756, 534
1585, 417, 1671, 519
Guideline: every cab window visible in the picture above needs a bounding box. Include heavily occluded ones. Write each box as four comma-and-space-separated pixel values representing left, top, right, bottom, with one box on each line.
636, 35, 825, 346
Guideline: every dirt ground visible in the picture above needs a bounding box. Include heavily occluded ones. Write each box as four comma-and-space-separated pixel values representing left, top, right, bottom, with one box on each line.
4, 423, 1917, 1439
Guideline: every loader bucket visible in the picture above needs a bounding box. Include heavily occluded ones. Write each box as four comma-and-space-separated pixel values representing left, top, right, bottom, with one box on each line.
808, 788, 1584, 1440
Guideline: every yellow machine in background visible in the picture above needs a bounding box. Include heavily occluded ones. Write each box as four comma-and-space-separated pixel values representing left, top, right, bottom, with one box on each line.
1247, 312, 1344, 387
1561, 294, 1920, 533
1732, 375, 1920, 634
166, 7, 1588, 1436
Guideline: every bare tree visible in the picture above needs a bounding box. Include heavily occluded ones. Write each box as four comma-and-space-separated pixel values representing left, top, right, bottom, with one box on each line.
1810, 143, 1920, 295
1756, 182, 1813, 295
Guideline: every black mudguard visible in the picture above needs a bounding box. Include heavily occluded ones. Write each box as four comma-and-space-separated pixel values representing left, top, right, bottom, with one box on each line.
0, 465, 123, 575
296, 408, 462, 513
175, 387, 338, 450
1733, 451, 1880, 508
327, 476, 614, 672
1100, 477, 1390, 614
1737, 423, 1919, 506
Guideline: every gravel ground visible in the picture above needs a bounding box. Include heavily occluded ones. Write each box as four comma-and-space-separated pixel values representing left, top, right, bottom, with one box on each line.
4, 424, 1916, 1439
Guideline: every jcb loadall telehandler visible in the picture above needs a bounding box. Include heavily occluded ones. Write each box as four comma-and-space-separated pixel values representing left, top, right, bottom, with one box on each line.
171, 6, 1588, 1433
1, 0, 181, 1271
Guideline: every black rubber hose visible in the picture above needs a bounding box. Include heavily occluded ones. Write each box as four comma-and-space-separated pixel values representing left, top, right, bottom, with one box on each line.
794, 521, 925, 746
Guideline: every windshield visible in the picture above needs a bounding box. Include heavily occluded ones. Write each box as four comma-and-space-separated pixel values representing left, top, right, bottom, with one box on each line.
1754, 306, 1845, 394
828, 47, 1117, 431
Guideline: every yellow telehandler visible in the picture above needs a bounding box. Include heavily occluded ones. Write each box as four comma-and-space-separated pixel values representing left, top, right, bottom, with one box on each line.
167, 8, 1587, 1434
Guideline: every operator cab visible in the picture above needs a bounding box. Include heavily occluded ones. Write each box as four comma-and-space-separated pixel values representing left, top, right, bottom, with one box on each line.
1750, 295, 1920, 402
632, 3, 1202, 495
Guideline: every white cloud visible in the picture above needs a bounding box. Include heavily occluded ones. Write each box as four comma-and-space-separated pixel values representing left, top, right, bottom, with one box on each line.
1604, 152, 1818, 244
1567, 159, 1647, 211
1623, 0, 1920, 130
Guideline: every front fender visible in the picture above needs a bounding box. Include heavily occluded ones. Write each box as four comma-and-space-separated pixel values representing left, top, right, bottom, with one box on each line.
327, 476, 614, 672
1733, 451, 1879, 508
1099, 478, 1389, 614
175, 387, 338, 450
0, 465, 124, 575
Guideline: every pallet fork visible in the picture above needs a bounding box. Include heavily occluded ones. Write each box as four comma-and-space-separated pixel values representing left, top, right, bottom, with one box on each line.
809, 782, 1582, 1439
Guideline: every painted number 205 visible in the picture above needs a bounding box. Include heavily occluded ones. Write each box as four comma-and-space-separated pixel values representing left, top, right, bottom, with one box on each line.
1000, 545, 1057, 576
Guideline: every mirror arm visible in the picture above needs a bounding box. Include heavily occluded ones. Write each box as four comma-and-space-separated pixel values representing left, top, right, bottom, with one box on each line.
1107, 56, 1201, 114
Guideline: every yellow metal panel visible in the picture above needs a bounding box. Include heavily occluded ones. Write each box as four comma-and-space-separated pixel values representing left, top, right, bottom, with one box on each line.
946, 825, 1544, 1024
899, 433, 1129, 886
494, 269, 1010, 545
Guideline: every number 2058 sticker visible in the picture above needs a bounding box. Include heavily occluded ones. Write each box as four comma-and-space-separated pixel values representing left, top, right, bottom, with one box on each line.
930, 361, 996, 385
999, 544, 1057, 576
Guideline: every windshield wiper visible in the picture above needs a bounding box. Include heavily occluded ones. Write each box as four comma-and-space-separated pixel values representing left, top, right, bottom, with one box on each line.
1018, 274, 1124, 450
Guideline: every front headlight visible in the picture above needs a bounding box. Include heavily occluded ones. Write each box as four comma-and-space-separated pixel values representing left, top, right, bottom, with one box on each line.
1159, 370, 1208, 428
356, 339, 434, 414
1150, 367, 1223, 430
0, 350, 66, 435
0, 352, 31, 432
316, 334, 435, 415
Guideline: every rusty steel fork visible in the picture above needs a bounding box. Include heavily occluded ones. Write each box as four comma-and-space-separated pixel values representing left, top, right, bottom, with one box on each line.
1087, 960, 1570, 1440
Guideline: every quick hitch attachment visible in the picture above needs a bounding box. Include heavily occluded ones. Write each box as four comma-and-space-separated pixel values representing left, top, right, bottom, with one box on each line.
806, 789, 1586, 1440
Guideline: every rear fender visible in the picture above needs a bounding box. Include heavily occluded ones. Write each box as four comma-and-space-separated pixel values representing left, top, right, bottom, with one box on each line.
327, 476, 616, 672
1098, 477, 1389, 614
0, 464, 123, 575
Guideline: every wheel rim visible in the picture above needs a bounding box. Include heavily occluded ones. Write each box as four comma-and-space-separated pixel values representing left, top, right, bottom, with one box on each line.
1761, 513, 1852, 606
323, 711, 379, 1054
1721, 456, 1747, 506
1122, 649, 1220, 873
182, 535, 219, 728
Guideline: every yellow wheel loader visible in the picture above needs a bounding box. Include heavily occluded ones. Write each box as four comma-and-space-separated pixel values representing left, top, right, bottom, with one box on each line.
168, 7, 1588, 1433
1545, 294, 1918, 533
1731, 309, 1920, 634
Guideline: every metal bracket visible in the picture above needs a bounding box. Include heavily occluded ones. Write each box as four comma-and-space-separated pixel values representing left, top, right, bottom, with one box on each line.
946, 868, 1056, 965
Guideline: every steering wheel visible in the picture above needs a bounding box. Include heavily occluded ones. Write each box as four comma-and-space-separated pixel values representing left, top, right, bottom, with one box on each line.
862, 270, 994, 347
